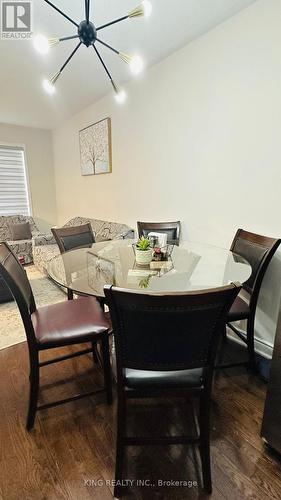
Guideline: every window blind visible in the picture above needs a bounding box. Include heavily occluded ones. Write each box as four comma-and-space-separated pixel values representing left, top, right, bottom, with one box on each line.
0, 146, 31, 216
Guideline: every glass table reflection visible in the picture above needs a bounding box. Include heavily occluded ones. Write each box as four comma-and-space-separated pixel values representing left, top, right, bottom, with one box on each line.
47, 240, 252, 298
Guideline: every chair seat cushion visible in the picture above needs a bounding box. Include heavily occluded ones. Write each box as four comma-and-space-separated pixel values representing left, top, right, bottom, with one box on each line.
32, 296, 109, 348
227, 296, 250, 322
124, 367, 203, 389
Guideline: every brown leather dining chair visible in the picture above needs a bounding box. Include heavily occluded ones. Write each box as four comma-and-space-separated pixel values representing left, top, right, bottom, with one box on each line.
105, 282, 241, 497
52, 222, 95, 299
222, 229, 281, 371
137, 221, 181, 245
0, 242, 112, 430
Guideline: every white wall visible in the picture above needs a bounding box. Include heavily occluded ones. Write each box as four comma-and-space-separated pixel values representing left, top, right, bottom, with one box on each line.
53, 0, 281, 356
0, 123, 57, 231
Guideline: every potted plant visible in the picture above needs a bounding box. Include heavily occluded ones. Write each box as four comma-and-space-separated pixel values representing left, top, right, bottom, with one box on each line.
135, 236, 153, 265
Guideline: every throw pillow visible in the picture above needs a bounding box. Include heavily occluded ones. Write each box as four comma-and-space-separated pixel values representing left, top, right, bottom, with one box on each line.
9, 222, 32, 241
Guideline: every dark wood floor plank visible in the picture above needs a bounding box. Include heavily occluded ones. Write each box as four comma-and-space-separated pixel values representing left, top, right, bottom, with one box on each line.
212, 404, 281, 486
1, 340, 281, 499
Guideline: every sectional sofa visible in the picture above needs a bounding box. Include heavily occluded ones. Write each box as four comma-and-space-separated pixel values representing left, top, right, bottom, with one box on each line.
32, 216, 134, 275
0, 215, 134, 301
0, 215, 41, 302
0, 215, 40, 263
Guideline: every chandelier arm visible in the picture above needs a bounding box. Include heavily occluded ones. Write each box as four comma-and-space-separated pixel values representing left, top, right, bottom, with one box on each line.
60, 41, 82, 73
96, 38, 119, 55
85, 0, 90, 23
96, 16, 128, 31
43, 0, 79, 28
92, 45, 114, 85
59, 35, 80, 42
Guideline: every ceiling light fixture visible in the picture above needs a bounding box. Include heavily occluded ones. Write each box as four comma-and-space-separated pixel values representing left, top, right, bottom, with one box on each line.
114, 89, 127, 104
35, 0, 152, 102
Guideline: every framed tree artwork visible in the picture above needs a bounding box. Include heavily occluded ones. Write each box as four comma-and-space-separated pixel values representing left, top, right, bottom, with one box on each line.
79, 117, 112, 175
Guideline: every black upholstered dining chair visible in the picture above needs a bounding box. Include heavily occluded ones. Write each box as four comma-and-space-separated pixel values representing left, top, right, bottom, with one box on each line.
222, 229, 281, 371
0, 242, 112, 430
0, 274, 13, 303
104, 283, 241, 497
52, 222, 95, 299
51, 222, 95, 253
137, 221, 181, 245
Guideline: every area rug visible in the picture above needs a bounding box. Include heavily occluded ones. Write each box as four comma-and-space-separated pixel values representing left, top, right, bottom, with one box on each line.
0, 265, 66, 350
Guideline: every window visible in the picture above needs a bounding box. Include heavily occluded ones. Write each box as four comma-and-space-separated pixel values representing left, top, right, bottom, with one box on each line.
0, 145, 31, 216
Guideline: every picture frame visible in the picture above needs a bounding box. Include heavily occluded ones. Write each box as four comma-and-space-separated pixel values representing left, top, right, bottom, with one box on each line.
79, 117, 112, 176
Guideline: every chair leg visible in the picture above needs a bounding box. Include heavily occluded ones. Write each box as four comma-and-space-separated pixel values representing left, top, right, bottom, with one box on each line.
67, 288, 74, 300
246, 319, 257, 373
26, 350, 40, 431
222, 324, 227, 341
91, 341, 100, 365
199, 394, 212, 494
101, 335, 112, 405
114, 396, 126, 498
214, 327, 226, 373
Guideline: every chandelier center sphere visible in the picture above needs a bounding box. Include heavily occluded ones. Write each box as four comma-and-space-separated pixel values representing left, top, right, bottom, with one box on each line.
78, 20, 97, 47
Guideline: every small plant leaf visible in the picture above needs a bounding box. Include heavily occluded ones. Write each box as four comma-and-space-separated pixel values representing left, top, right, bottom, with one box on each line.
136, 236, 150, 251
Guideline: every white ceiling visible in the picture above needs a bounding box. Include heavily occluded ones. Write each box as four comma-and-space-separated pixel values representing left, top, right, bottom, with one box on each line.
0, 0, 257, 129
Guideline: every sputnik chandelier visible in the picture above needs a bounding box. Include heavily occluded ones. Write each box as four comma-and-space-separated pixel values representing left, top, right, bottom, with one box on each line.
33, 0, 152, 103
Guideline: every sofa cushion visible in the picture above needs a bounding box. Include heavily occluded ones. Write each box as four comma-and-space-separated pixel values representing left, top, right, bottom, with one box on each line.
0, 215, 21, 240
9, 222, 32, 241
7, 239, 33, 264
64, 216, 133, 241
32, 232, 56, 246
64, 216, 92, 228
33, 243, 60, 275
94, 220, 131, 241
23, 215, 39, 234
0, 215, 39, 240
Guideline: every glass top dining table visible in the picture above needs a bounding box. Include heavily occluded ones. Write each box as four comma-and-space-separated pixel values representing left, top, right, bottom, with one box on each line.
47, 239, 252, 298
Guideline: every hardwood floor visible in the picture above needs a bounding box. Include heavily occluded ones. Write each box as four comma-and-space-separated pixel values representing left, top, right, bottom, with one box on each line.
0, 340, 281, 500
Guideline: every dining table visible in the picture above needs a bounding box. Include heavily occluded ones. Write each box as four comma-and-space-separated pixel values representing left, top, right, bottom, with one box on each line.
47, 239, 252, 298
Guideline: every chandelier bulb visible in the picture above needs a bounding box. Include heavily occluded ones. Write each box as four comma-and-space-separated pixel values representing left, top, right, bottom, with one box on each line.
33, 34, 59, 54
119, 53, 144, 75
142, 1, 152, 18
129, 55, 144, 75
42, 79, 56, 95
128, 1, 152, 18
33, 34, 49, 55
115, 89, 127, 104
42, 71, 61, 95
112, 81, 126, 104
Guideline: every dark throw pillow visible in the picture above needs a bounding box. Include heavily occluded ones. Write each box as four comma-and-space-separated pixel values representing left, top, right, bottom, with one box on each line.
9, 222, 32, 241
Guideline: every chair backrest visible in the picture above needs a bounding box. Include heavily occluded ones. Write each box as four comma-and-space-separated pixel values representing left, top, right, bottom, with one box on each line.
137, 221, 181, 245
230, 229, 281, 302
104, 283, 241, 382
0, 242, 36, 342
52, 222, 95, 254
